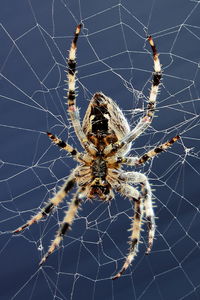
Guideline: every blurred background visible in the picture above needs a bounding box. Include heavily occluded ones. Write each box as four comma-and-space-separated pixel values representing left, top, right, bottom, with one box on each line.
0, 1, 200, 299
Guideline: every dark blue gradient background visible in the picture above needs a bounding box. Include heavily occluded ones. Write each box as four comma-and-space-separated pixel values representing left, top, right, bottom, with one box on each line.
0, 1, 200, 299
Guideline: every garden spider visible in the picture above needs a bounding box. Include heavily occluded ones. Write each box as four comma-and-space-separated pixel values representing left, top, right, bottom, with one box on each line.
14, 24, 179, 280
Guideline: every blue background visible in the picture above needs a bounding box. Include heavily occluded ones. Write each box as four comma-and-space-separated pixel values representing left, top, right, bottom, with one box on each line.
0, 1, 200, 299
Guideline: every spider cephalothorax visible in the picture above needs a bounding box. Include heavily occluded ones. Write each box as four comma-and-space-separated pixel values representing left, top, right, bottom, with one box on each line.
13, 24, 179, 279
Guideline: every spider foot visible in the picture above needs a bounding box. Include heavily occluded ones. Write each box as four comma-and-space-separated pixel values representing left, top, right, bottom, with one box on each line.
13, 211, 46, 234
112, 258, 132, 280
145, 230, 155, 255
145, 215, 156, 255
145, 242, 153, 255
112, 266, 127, 280
112, 247, 136, 280
39, 251, 52, 266
13, 223, 30, 234
13, 217, 39, 234
39, 236, 62, 266
76, 23, 82, 34
147, 35, 154, 46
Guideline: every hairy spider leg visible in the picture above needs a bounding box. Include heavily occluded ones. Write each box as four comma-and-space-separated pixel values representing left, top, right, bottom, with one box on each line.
137, 135, 180, 165
104, 36, 162, 157
141, 181, 155, 254
39, 187, 85, 265
124, 172, 155, 256
13, 176, 76, 234
114, 172, 153, 279
46, 132, 92, 164
47, 132, 80, 158
112, 185, 144, 280
66, 24, 96, 155
117, 135, 180, 167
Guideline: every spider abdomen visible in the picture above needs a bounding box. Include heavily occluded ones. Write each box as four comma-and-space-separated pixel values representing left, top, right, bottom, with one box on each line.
82, 92, 131, 153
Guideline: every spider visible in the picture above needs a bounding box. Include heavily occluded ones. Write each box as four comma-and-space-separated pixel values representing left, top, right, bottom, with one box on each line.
13, 24, 179, 280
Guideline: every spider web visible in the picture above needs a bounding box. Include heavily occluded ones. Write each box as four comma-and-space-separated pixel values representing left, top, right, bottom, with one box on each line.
1, 0, 200, 299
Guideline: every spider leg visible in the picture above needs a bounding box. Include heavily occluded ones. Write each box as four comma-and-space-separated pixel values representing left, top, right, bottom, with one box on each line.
112, 185, 144, 280
136, 135, 180, 165
47, 132, 79, 157
47, 132, 92, 164
104, 36, 162, 157
118, 135, 180, 166
120, 172, 155, 255
39, 187, 85, 265
66, 24, 96, 155
13, 175, 76, 234
106, 156, 139, 167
